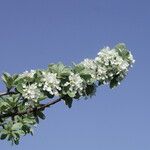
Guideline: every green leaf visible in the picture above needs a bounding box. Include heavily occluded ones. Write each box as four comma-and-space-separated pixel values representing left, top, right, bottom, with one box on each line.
0, 129, 8, 135
22, 125, 31, 134
63, 96, 73, 108
16, 84, 24, 93
2, 72, 11, 81
15, 130, 25, 135
109, 77, 118, 89
1, 72, 13, 89
13, 77, 24, 85
73, 65, 85, 73
85, 84, 97, 97
67, 91, 76, 98
115, 43, 126, 50
74, 92, 81, 99
74, 65, 92, 81
115, 43, 130, 60
0, 134, 7, 140
48, 63, 71, 77
29, 128, 34, 136
80, 73, 91, 81
43, 91, 54, 99
14, 139, 19, 145
12, 74, 19, 81
35, 116, 39, 124
12, 123, 23, 130
37, 111, 46, 120
23, 118, 35, 124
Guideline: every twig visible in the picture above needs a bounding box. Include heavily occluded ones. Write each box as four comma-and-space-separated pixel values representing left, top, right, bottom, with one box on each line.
0, 91, 18, 97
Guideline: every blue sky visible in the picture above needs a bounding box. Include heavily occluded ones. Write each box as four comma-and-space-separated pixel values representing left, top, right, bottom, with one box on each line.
0, 0, 149, 149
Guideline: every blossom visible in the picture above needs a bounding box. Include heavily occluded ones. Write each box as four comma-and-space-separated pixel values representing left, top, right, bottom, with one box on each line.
64, 73, 84, 95
41, 72, 61, 96
94, 46, 135, 84
79, 59, 98, 82
95, 47, 122, 66
19, 70, 36, 78
96, 66, 108, 82
119, 61, 129, 70
128, 52, 135, 64
22, 83, 41, 102
80, 58, 97, 70
97, 46, 112, 56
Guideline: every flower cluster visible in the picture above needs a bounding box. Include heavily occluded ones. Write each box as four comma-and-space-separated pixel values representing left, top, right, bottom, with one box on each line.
40, 72, 61, 96
80, 59, 97, 70
22, 83, 41, 102
94, 46, 135, 84
64, 73, 84, 96
96, 66, 107, 82
80, 58, 97, 80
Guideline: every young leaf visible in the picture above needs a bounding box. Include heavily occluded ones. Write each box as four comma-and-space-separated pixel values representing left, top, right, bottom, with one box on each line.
1, 72, 13, 89
12, 123, 23, 130
67, 91, 76, 98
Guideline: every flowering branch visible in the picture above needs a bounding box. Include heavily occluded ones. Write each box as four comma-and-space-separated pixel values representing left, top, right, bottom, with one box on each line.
0, 43, 135, 145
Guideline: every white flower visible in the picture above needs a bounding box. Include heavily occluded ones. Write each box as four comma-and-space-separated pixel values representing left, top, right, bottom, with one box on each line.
96, 66, 108, 82
19, 70, 36, 78
64, 73, 84, 95
80, 58, 97, 81
128, 52, 135, 64
80, 59, 97, 70
94, 46, 134, 83
41, 72, 61, 96
97, 46, 111, 56
95, 47, 121, 66
22, 83, 41, 102
119, 61, 129, 70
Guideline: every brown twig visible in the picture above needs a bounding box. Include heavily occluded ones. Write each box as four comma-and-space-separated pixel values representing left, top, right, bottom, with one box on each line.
0, 91, 18, 97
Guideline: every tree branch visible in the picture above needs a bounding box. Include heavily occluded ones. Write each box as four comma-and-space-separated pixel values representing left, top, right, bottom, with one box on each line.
0, 91, 18, 97
0, 97, 62, 119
